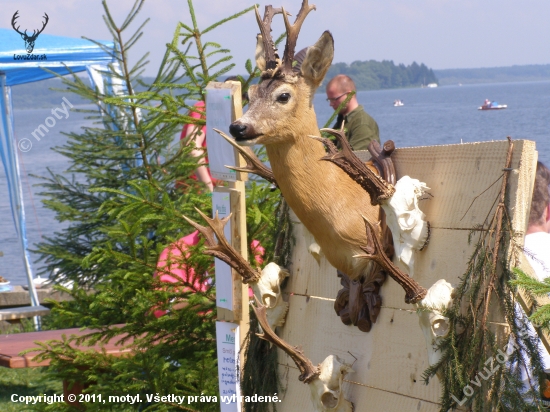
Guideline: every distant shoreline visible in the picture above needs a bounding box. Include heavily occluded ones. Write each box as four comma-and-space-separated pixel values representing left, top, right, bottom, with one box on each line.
433, 64, 550, 86
11, 64, 550, 109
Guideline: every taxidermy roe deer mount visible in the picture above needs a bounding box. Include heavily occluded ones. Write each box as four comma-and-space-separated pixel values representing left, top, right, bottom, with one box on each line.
227, 0, 427, 310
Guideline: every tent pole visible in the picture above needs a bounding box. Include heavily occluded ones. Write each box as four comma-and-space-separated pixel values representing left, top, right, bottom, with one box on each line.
0, 75, 40, 321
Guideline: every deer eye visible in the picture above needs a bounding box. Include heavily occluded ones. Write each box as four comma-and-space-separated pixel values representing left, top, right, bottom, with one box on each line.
276, 93, 291, 104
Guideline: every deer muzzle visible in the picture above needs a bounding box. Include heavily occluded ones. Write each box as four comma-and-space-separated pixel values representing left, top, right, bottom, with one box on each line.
229, 121, 261, 145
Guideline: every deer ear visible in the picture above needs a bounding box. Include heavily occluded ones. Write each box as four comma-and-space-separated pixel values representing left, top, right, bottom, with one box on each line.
300, 31, 334, 87
255, 34, 267, 72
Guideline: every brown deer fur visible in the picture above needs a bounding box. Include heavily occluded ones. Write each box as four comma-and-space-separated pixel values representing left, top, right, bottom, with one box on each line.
230, 31, 380, 280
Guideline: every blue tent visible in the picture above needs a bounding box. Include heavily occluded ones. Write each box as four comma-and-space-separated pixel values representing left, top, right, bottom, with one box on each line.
0, 28, 114, 308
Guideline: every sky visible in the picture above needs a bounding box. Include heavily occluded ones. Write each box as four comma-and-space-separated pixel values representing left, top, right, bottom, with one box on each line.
1, 0, 550, 77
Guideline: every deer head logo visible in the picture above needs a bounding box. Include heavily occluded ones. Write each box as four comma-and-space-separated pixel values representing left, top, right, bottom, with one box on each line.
11, 11, 49, 54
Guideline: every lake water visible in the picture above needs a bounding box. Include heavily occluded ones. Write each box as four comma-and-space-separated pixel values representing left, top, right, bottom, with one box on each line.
1, 81, 549, 286
316, 81, 550, 163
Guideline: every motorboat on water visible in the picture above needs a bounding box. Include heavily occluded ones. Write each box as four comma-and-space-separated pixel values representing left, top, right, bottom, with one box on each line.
393, 99, 404, 107
478, 99, 507, 110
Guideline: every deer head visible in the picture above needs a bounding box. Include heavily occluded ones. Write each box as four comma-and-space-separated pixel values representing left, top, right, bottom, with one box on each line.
229, 1, 382, 284
229, 1, 333, 147
11, 11, 49, 54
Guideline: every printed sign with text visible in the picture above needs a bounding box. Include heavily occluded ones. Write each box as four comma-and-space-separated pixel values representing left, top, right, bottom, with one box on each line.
216, 321, 241, 412
212, 191, 232, 311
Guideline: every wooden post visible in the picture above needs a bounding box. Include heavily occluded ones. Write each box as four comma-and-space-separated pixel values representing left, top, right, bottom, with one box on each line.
206, 81, 249, 410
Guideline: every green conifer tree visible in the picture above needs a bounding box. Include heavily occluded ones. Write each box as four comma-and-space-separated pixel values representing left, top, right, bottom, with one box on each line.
30, 1, 285, 411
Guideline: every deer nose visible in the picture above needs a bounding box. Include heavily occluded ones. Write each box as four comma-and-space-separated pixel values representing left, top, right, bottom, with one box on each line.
229, 122, 248, 139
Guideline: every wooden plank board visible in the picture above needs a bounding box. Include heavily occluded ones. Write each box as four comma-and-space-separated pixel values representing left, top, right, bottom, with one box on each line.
0, 326, 134, 368
285, 141, 535, 303
275, 366, 441, 412
282, 217, 341, 300
285, 225, 475, 311
0, 286, 73, 308
277, 295, 441, 403
207, 81, 250, 406
275, 140, 537, 410
382, 228, 472, 310
391, 140, 533, 230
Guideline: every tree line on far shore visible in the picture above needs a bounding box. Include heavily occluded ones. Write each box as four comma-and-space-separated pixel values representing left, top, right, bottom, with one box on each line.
12, 59, 438, 110
320, 60, 439, 91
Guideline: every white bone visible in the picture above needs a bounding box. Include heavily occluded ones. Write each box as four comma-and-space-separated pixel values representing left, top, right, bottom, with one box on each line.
416, 279, 454, 368
309, 355, 354, 412
252, 262, 290, 331
381, 175, 430, 277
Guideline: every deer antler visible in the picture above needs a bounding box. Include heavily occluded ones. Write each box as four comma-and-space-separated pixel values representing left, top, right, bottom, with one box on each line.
255, 5, 287, 73
33, 13, 49, 38
281, 0, 317, 74
11, 11, 25, 36
368, 140, 397, 185
252, 298, 320, 383
310, 129, 395, 205
213, 128, 277, 186
12, 11, 49, 40
355, 217, 427, 304
182, 208, 261, 284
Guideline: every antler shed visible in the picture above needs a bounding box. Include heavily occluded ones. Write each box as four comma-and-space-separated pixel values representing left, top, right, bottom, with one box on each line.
182, 208, 261, 284
355, 217, 427, 304
310, 128, 395, 205
253, 299, 320, 383
214, 128, 277, 186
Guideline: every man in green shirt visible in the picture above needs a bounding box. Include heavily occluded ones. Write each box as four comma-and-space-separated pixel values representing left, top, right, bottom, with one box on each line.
325, 74, 379, 151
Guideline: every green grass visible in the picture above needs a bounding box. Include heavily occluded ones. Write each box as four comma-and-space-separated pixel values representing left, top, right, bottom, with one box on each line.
0, 367, 62, 411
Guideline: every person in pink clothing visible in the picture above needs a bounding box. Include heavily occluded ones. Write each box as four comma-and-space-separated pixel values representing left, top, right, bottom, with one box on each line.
250, 239, 265, 266
153, 230, 211, 318
179, 101, 216, 192
154, 231, 266, 316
